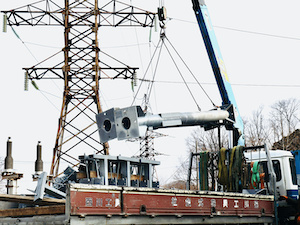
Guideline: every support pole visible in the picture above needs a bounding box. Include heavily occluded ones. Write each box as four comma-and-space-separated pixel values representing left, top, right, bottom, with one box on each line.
186, 152, 194, 190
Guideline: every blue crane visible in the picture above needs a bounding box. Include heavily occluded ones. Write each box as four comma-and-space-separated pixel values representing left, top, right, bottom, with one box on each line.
191, 0, 244, 146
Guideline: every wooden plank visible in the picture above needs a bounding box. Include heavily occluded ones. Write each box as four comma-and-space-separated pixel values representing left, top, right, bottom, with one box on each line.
0, 193, 65, 205
0, 205, 65, 217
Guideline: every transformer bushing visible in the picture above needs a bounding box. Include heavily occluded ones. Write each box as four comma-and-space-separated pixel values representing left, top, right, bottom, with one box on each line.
4, 137, 13, 171
2, 137, 23, 195
35, 141, 43, 174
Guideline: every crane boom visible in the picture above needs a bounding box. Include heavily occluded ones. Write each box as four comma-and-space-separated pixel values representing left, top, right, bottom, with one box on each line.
192, 0, 244, 146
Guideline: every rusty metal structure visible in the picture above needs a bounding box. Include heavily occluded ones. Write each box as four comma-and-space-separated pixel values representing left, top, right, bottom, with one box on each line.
2, 0, 155, 178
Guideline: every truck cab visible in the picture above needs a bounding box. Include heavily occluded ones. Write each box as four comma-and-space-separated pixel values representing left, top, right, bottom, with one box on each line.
244, 150, 298, 200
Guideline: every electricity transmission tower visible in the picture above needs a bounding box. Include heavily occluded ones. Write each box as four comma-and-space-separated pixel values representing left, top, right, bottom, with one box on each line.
2, 0, 155, 179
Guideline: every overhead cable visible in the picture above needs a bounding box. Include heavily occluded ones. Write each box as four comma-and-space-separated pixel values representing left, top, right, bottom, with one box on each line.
214, 25, 300, 41
131, 38, 163, 106
8, 26, 61, 111
11, 26, 39, 62
138, 79, 300, 88
169, 17, 300, 41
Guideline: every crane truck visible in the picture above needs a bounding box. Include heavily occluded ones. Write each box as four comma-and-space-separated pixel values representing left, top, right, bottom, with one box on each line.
191, 0, 299, 201
191, 0, 299, 224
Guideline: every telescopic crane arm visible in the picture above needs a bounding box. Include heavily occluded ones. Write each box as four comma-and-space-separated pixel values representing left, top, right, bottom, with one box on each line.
191, 0, 244, 146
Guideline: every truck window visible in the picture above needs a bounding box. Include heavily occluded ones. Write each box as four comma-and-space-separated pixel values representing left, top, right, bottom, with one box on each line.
261, 160, 282, 182
289, 158, 297, 185
272, 160, 281, 181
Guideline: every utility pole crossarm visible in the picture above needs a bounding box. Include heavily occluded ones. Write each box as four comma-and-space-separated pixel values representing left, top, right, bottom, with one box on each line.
23, 62, 139, 80
2, 10, 63, 26
2, 0, 64, 26
2, 0, 156, 27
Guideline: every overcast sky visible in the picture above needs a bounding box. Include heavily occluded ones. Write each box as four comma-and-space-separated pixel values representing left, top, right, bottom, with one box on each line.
1, 0, 300, 193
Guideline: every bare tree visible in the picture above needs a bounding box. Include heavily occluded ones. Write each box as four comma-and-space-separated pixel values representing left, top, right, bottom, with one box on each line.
169, 98, 300, 191
269, 98, 300, 149
169, 127, 228, 190
186, 127, 228, 152
171, 157, 196, 190
244, 106, 271, 147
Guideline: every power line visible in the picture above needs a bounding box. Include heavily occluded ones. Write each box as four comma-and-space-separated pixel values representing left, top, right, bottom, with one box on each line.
230, 83, 300, 88
214, 25, 300, 41
138, 79, 300, 88
169, 17, 300, 41
24, 41, 61, 49
8, 27, 63, 112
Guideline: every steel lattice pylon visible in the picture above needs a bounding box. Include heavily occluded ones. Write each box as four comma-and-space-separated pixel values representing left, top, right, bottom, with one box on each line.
2, 0, 155, 179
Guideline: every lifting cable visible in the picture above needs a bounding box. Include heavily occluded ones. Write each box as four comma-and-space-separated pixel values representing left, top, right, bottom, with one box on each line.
144, 40, 164, 107
133, 7, 216, 110
133, 29, 217, 111
131, 37, 163, 106
162, 36, 202, 111
164, 36, 216, 109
